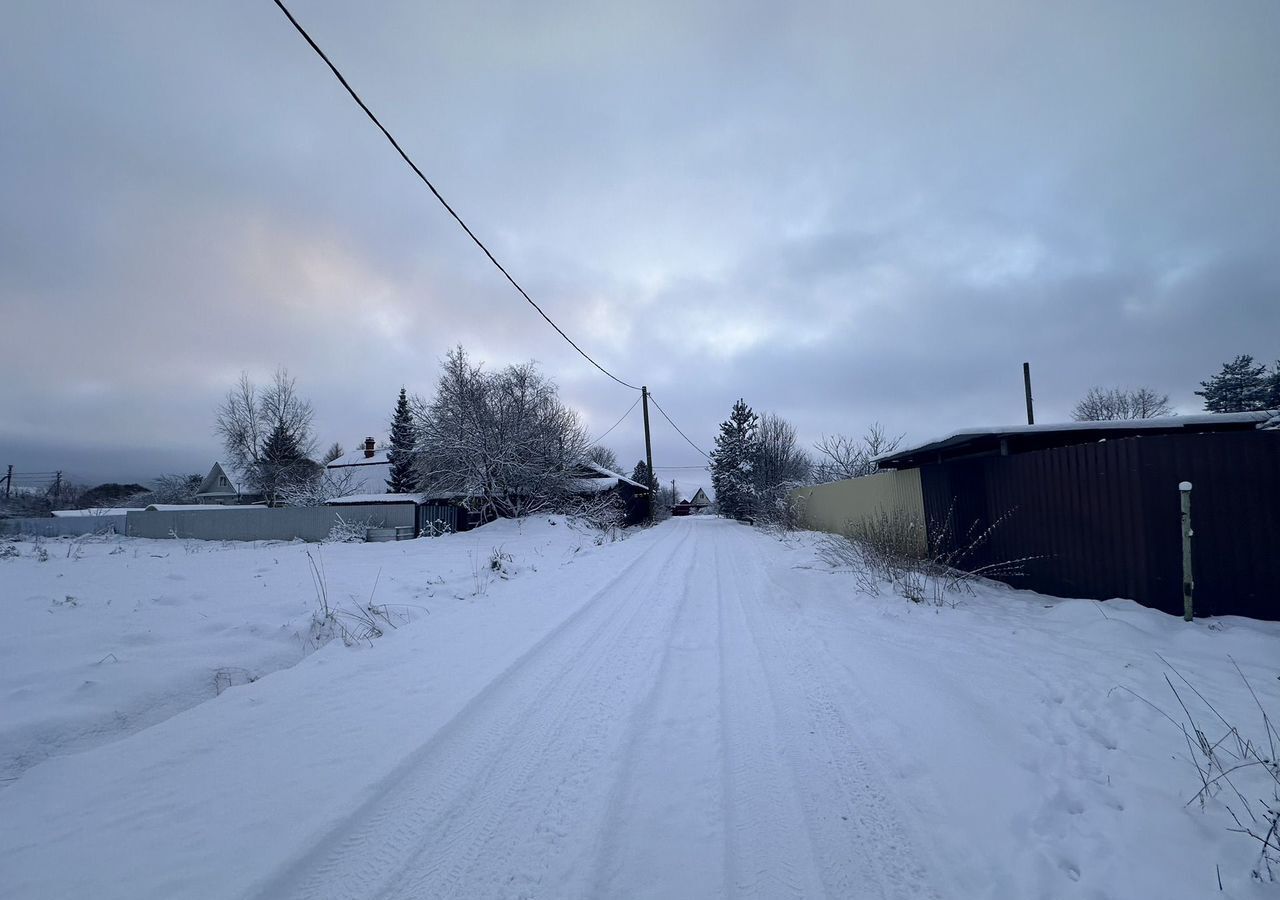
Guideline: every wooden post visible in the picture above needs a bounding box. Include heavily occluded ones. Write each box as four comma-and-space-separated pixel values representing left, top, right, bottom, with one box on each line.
1179, 481, 1194, 621
641, 387, 655, 521
1022, 362, 1035, 425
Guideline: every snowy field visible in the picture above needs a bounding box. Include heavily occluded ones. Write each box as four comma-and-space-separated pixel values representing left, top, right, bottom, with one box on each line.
2, 517, 1278, 899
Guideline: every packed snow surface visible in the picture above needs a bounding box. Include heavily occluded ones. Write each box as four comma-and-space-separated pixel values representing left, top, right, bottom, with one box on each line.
1, 517, 1278, 898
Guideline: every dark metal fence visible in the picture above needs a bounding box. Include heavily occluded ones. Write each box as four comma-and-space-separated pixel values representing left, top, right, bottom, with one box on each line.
918, 430, 1280, 620
416, 503, 460, 535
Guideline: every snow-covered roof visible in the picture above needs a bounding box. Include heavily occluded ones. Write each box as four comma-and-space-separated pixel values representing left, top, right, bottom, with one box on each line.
51, 507, 139, 517
878, 411, 1276, 468
578, 462, 647, 490
328, 448, 390, 467
327, 457, 391, 493
326, 493, 425, 506
569, 477, 621, 494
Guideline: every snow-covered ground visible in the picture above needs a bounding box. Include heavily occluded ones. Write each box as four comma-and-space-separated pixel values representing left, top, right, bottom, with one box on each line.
1, 517, 1277, 898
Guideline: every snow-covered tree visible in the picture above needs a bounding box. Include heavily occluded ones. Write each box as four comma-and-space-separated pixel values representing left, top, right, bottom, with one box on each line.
386, 387, 418, 493
812, 423, 903, 482
1071, 386, 1172, 421
215, 369, 317, 478
278, 466, 361, 507
1196, 355, 1270, 412
753, 412, 811, 524
711, 399, 759, 520
413, 347, 588, 518
585, 445, 620, 473
320, 442, 344, 465
136, 474, 203, 505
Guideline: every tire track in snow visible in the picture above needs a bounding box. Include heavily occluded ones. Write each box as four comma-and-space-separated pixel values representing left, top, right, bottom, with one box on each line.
254, 525, 694, 900
716, 532, 827, 899
728, 527, 943, 900
400, 533, 704, 900
583, 522, 724, 899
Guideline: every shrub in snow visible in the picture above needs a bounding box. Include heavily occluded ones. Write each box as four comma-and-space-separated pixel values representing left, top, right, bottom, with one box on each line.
0, 543, 19, 560
326, 514, 373, 544
421, 518, 453, 538
564, 492, 626, 542
818, 505, 1035, 607
304, 550, 398, 648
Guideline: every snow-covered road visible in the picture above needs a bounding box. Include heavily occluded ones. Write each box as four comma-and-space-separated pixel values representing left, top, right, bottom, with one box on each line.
3, 516, 1278, 898
256, 518, 936, 900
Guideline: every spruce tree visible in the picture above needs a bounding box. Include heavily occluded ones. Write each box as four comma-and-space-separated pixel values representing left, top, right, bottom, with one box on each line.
1195, 355, 1269, 412
710, 399, 759, 520
256, 422, 308, 503
386, 387, 418, 493
260, 421, 304, 464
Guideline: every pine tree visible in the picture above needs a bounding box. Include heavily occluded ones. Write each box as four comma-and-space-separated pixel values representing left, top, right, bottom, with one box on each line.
1266, 361, 1280, 409
1195, 355, 1269, 412
710, 399, 759, 520
386, 387, 418, 493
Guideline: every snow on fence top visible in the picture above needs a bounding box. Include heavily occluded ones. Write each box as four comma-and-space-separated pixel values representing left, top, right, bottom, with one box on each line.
326, 493, 426, 505
51, 507, 142, 517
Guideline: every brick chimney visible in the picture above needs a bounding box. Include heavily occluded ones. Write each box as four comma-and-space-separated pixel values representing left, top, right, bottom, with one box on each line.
363, 436, 376, 458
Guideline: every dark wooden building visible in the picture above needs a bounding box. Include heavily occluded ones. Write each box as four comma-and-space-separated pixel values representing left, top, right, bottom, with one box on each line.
877, 412, 1280, 620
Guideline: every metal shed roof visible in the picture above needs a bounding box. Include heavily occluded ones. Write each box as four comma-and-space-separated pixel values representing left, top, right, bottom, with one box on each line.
876, 411, 1275, 469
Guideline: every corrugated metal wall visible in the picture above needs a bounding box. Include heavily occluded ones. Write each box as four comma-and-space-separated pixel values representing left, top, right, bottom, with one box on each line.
0, 515, 128, 538
918, 430, 1280, 620
790, 469, 927, 553
416, 504, 459, 534
126, 504, 415, 542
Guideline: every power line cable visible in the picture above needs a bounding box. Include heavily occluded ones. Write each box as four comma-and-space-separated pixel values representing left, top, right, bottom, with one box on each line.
647, 393, 712, 461
269, 0, 642, 392
585, 396, 641, 448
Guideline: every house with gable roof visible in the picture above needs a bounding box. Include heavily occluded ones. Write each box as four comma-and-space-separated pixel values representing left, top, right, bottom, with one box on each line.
194, 462, 259, 505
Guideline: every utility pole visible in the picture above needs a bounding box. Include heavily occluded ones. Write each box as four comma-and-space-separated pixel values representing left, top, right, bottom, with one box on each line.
641, 386, 655, 520
3, 465, 11, 500
52, 470, 62, 501
1022, 362, 1035, 425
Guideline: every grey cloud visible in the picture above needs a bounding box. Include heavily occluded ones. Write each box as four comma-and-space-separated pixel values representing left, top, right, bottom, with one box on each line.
1, 1, 1276, 485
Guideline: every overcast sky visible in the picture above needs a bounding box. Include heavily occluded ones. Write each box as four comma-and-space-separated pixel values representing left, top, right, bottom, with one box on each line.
2, 0, 1277, 489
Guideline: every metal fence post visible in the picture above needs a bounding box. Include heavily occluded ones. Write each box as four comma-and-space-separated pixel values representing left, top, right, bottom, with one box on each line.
1179, 481, 1194, 621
